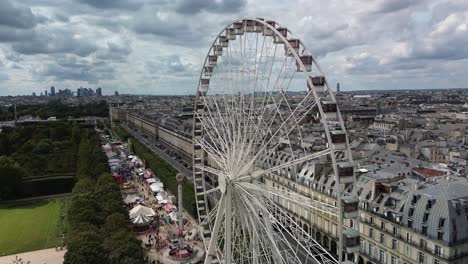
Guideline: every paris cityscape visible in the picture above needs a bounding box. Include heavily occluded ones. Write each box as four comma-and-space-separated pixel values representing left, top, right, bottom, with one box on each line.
0, 1, 467, 264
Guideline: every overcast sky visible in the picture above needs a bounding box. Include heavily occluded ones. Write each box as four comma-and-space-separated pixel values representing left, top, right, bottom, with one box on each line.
0, 0, 466, 96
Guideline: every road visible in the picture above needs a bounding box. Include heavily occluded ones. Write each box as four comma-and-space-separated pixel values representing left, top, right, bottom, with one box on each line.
120, 123, 193, 180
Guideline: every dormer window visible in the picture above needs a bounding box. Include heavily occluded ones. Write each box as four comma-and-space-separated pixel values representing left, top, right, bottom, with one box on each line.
423, 213, 429, 223
426, 200, 434, 210
438, 218, 445, 228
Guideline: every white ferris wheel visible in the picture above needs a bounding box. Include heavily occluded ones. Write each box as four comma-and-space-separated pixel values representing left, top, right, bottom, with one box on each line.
192, 18, 360, 264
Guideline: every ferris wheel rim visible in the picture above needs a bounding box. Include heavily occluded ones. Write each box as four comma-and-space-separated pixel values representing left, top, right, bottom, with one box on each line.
192, 17, 356, 264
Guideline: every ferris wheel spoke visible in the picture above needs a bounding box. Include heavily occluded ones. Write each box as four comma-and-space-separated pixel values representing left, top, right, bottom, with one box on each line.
265, 199, 338, 264
250, 91, 318, 157
254, 183, 338, 216
194, 165, 226, 178
236, 184, 303, 264
234, 186, 287, 263
254, 148, 331, 177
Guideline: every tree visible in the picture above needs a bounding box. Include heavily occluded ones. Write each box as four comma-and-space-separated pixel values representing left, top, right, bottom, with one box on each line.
63, 230, 107, 264
71, 124, 81, 145
95, 174, 126, 217
0, 156, 24, 200
68, 193, 101, 228
104, 231, 146, 264
101, 213, 129, 235
72, 178, 94, 195
76, 139, 92, 178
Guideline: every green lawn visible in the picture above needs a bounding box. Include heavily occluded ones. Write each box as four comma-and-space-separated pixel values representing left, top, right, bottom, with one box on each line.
0, 197, 69, 256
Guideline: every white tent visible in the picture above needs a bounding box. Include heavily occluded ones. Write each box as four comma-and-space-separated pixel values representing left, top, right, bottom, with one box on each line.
149, 184, 163, 193
131, 214, 152, 225
151, 182, 164, 189
129, 205, 156, 219
124, 194, 140, 204
146, 178, 157, 184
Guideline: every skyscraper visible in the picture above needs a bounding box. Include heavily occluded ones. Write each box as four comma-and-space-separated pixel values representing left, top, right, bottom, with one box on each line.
96, 87, 102, 96
50, 86, 55, 96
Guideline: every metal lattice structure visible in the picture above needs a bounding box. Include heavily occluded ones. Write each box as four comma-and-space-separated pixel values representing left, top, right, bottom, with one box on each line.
192, 18, 359, 264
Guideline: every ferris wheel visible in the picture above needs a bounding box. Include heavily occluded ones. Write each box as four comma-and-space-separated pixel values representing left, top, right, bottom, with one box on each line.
192, 18, 359, 264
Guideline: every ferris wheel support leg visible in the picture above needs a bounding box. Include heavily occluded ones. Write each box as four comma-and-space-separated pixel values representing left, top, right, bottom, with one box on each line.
224, 188, 232, 264
204, 193, 226, 264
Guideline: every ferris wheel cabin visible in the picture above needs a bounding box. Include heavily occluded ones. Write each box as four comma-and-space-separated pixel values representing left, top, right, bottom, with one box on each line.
337, 162, 355, 184
297, 55, 313, 72
285, 39, 300, 56
343, 228, 360, 254
274, 27, 287, 43
218, 36, 228, 47
263, 20, 275, 36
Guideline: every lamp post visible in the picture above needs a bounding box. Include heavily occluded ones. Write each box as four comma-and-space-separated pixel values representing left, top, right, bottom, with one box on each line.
176, 173, 185, 260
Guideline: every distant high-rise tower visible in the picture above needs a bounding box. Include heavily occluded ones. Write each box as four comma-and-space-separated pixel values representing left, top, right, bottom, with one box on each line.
114, 91, 119, 96
336, 82, 340, 93
45, 90, 48, 96
96, 87, 102, 96
50, 86, 55, 96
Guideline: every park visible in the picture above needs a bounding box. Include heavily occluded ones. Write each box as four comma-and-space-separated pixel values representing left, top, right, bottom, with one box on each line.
0, 197, 68, 256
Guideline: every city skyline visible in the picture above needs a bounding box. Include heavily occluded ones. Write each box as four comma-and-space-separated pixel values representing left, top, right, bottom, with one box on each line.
0, 0, 467, 96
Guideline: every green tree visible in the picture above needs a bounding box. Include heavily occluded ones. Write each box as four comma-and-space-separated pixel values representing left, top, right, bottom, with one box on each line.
101, 213, 129, 235
104, 231, 145, 264
68, 193, 101, 228
0, 156, 24, 200
64, 230, 107, 264
76, 139, 92, 178
95, 174, 126, 217
72, 178, 94, 195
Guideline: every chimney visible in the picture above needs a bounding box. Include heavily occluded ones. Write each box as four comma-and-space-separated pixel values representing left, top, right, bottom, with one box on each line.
412, 181, 418, 190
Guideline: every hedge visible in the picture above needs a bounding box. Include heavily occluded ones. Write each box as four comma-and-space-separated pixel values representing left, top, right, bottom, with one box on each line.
21, 176, 75, 197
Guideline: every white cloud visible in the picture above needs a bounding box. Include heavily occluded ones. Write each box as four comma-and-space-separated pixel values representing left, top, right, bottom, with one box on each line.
0, 0, 466, 95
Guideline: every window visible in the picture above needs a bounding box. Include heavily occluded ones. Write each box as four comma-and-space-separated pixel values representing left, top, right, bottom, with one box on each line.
405, 245, 411, 256
380, 249, 387, 264
392, 239, 397, 250
409, 208, 415, 217
391, 255, 398, 264
434, 245, 442, 256
426, 200, 433, 210
369, 244, 374, 257
370, 217, 375, 225
434, 259, 440, 264
420, 239, 427, 249
406, 232, 411, 242
437, 231, 444, 240
393, 227, 399, 236
418, 252, 425, 264
438, 218, 446, 228
381, 221, 386, 230
408, 220, 413, 228
423, 213, 429, 223
380, 233, 385, 243
369, 228, 374, 239
422, 226, 427, 234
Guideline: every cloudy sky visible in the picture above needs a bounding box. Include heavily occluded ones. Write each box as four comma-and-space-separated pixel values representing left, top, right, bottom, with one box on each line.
0, 0, 466, 96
